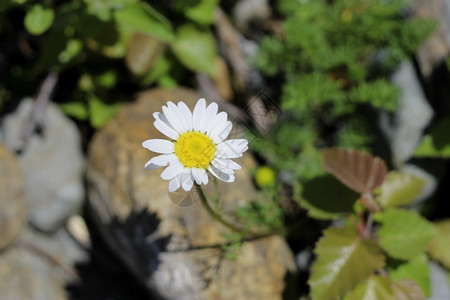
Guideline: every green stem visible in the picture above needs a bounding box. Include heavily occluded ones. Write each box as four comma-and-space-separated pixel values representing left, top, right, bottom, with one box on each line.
196, 183, 243, 233
195, 183, 285, 238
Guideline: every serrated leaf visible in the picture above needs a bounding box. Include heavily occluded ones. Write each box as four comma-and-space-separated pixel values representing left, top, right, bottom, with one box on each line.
376, 172, 426, 208
428, 220, 450, 269
414, 117, 450, 158
344, 275, 393, 300
298, 175, 359, 220
392, 279, 425, 300
309, 227, 385, 300
170, 24, 216, 76
24, 4, 54, 35
390, 254, 430, 296
377, 209, 437, 260
88, 95, 121, 128
321, 148, 387, 193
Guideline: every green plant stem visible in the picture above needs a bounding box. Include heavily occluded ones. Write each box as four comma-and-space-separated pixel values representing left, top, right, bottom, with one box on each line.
196, 183, 284, 237
196, 183, 244, 233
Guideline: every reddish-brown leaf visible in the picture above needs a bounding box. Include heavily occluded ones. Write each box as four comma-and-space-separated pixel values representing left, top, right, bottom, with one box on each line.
320, 148, 387, 193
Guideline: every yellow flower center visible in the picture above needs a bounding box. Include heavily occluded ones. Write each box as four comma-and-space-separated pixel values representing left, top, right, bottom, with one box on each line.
174, 131, 216, 169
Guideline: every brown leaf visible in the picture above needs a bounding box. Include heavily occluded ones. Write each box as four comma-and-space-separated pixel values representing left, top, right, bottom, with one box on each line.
320, 148, 387, 193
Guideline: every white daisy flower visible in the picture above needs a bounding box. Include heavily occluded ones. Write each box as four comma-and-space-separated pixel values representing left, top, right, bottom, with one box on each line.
142, 98, 248, 192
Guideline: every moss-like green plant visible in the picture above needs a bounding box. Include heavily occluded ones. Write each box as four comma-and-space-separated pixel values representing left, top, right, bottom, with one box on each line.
254, 0, 435, 180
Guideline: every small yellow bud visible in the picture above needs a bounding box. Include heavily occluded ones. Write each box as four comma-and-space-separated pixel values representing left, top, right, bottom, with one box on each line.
255, 166, 276, 188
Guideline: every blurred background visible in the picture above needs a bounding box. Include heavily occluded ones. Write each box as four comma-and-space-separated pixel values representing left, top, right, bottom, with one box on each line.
1, 0, 450, 299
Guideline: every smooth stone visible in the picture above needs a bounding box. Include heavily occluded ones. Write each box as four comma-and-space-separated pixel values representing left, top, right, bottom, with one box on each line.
1, 99, 85, 232
380, 61, 434, 167
0, 143, 27, 250
87, 87, 297, 300
0, 226, 88, 300
428, 261, 450, 300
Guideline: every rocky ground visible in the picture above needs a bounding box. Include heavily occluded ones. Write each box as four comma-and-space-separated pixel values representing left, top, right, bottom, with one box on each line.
1, 0, 450, 299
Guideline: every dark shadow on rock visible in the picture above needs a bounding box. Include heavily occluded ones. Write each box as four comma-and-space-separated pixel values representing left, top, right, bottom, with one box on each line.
66, 207, 171, 300
106, 209, 172, 276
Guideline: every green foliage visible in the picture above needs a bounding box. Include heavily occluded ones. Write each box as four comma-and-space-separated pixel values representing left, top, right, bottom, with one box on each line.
428, 220, 450, 269
344, 276, 393, 300
377, 209, 437, 260
375, 171, 426, 208
254, 0, 435, 182
309, 226, 385, 300
24, 4, 54, 35
389, 254, 431, 296
171, 24, 217, 76
414, 117, 450, 158
305, 149, 439, 299
296, 175, 358, 220
0, 0, 219, 125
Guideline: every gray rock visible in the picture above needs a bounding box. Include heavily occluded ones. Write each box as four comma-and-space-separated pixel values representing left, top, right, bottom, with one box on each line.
0, 226, 88, 300
0, 143, 27, 249
1, 99, 85, 232
380, 61, 434, 167
428, 261, 450, 300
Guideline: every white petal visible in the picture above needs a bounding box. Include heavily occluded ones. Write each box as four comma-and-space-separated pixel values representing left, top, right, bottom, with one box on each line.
145, 154, 178, 170
215, 139, 248, 158
213, 157, 241, 170
211, 159, 234, 175
177, 101, 193, 132
153, 112, 179, 138
142, 139, 174, 154
154, 120, 179, 140
169, 175, 182, 192
161, 162, 183, 180
197, 168, 209, 185
208, 165, 235, 183
192, 168, 202, 185
198, 102, 218, 133
210, 117, 232, 144
163, 102, 185, 133
181, 171, 194, 191
192, 98, 206, 131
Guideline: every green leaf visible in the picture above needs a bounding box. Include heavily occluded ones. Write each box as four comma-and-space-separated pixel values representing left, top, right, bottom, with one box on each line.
298, 175, 359, 220
114, 2, 175, 43
375, 171, 426, 209
428, 220, 450, 269
377, 209, 437, 260
392, 279, 425, 300
24, 4, 54, 35
88, 95, 121, 128
309, 227, 385, 300
59, 102, 88, 120
414, 117, 450, 158
170, 24, 216, 76
184, 0, 219, 25
140, 55, 171, 86
344, 275, 393, 300
389, 254, 430, 296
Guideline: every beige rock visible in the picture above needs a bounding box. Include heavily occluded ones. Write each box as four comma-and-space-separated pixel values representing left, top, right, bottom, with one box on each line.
87, 87, 297, 300
0, 143, 26, 250
413, 0, 450, 77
